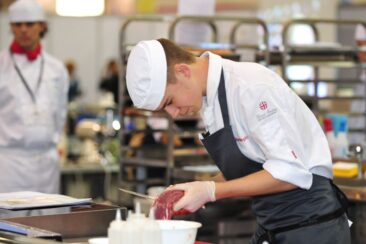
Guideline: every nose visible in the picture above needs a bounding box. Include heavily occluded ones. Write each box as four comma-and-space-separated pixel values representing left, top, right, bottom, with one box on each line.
19, 25, 28, 31
164, 105, 180, 118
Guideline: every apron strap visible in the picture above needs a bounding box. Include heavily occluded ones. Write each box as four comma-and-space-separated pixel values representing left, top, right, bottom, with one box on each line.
330, 180, 349, 215
218, 69, 230, 127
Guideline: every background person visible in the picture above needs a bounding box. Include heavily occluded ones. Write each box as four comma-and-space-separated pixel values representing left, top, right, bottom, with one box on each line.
99, 59, 120, 105
0, 0, 69, 194
126, 38, 350, 244
65, 59, 82, 102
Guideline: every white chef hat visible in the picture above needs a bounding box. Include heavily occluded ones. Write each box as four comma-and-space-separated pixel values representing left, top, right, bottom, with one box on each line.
355, 24, 366, 41
126, 40, 167, 110
9, 0, 45, 23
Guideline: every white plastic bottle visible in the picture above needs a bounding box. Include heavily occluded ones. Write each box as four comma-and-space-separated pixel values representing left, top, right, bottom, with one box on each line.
334, 117, 349, 159
142, 208, 162, 244
108, 209, 125, 244
123, 214, 141, 244
127, 202, 146, 222
124, 202, 146, 244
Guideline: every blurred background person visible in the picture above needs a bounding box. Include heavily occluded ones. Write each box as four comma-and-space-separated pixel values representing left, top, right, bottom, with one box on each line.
65, 59, 82, 102
99, 59, 119, 105
0, 0, 69, 193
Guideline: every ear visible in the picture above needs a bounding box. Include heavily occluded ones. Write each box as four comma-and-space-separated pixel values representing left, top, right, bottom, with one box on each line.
174, 63, 191, 79
10, 24, 16, 34
39, 22, 48, 38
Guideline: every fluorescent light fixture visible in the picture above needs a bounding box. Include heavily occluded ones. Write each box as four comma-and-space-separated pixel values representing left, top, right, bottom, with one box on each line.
56, 0, 104, 17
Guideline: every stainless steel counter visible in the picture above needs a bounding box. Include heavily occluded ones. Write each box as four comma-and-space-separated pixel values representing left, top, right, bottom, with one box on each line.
334, 177, 366, 202
2, 204, 126, 244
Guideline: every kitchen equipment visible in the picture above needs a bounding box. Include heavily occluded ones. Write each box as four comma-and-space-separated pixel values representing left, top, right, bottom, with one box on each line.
147, 186, 166, 197
333, 162, 358, 178
119, 188, 156, 200
157, 220, 202, 244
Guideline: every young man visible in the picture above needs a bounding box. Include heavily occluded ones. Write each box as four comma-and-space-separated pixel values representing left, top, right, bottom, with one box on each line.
0, 0, 69, 194
126, 38, 350, 243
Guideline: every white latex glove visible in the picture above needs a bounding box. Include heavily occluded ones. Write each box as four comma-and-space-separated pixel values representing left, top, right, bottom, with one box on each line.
170, 181, 216, 213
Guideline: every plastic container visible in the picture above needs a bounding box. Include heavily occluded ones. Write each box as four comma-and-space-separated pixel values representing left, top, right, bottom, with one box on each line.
323, 118, 336, 157
157, 220, 202, 244
108, 209, 125, 244
88, 237, 108, 244
147, 186, 165, 197
128, 202, 147, 222
333, 162, 358, 178
122, 219, 141, 244
125, 202, 147, 244
141, 209, 161, 244
334, 117, 349, 159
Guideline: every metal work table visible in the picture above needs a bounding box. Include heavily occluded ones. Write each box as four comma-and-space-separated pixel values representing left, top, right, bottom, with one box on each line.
1, 204, 125, 244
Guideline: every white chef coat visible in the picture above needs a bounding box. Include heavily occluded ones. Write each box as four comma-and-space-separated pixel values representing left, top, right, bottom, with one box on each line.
0, 49, 69, 193
200, 52, 332, 190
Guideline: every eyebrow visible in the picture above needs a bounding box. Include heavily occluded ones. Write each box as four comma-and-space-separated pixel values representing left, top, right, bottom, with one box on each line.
13, 22, 36, 26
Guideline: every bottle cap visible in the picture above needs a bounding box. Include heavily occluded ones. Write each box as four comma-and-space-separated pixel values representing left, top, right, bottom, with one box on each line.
323, 118, 333, 132
339, 117, 347, 132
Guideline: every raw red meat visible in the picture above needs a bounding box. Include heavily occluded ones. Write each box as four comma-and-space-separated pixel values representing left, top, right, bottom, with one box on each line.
152, 189, 191, 219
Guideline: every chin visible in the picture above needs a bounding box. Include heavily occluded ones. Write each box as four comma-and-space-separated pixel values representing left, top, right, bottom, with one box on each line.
19, 43, 31, 49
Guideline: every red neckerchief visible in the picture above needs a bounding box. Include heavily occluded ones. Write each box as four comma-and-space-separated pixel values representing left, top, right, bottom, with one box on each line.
10, 40, 42, 61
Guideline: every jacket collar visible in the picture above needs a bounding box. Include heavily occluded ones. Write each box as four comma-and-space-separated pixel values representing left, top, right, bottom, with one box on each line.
200, 51, 223, 108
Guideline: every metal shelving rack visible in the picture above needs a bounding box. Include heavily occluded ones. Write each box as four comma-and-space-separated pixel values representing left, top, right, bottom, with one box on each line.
277, 18, 366, 144
118, 15, 270, 207
118, 16, 171, 203
282, 19, 366, 114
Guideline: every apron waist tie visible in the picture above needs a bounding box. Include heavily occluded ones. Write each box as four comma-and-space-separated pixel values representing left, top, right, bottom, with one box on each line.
258, 180, 349, 244
258, 207, 345, 244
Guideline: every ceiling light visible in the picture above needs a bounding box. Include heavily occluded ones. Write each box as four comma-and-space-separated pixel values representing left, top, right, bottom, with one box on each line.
56, 0, 104, 17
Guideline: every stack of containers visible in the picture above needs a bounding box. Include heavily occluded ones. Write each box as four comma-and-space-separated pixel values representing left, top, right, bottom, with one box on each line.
108, 203, 161, 244
323, 114, 359, 178
323, 114, 349, 159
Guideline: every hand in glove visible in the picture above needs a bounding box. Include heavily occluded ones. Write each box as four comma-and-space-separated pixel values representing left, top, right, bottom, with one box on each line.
170, 181, 216, 213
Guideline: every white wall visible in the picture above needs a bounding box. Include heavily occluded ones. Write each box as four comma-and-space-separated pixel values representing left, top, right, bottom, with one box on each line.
48, 17, 101, 104
0, 14, 174, 104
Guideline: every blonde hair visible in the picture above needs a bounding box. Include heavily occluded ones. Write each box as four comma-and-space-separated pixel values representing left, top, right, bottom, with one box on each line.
157, 38, 196, 83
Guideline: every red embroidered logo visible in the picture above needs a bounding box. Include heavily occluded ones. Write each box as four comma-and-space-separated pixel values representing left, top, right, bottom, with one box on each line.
259, 101, 268, 110
235, 136, 248, 142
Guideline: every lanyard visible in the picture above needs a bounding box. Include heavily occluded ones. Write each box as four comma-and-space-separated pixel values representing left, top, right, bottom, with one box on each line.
9, 50, 44, 104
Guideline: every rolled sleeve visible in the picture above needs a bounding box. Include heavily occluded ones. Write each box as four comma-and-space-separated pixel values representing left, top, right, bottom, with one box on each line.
263, 159, 313, 189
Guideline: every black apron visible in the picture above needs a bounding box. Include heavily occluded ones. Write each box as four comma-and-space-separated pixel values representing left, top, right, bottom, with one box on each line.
201, 70, 351, 244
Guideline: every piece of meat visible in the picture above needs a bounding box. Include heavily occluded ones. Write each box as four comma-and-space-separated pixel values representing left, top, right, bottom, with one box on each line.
152, 189, 191, 220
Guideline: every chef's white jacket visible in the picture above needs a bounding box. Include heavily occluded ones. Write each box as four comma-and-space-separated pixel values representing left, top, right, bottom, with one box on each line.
200, 52, 332, 190
0, 49, 69, 193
